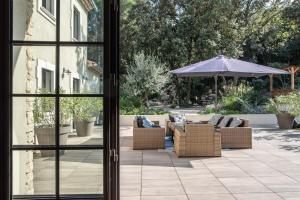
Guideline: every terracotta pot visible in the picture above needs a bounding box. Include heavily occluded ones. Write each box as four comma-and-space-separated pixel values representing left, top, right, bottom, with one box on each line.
276, 113, 295, 129
34, 125, 71, 157
74, 117, 96, 137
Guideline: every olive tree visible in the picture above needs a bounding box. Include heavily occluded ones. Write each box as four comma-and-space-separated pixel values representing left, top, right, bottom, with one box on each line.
123, 52, 169, 106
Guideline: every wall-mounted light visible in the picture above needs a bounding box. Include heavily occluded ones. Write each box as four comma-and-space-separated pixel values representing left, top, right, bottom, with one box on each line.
62, 67, 71, 78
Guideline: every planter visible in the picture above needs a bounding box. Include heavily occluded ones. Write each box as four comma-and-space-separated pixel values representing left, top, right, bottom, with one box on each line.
276, 113, 295, 129
35, 125, 71, 157
74, 117, 96, 137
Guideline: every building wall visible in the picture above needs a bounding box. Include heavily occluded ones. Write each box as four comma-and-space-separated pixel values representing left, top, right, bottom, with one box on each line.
12, 0, 100, 195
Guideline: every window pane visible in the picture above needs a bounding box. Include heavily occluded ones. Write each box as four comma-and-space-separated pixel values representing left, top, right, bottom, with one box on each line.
73, 78, 80, 93
13, 46, 56, 94
13, 150, 55, 195
60, 46, 103, 94
13, 97, 60, 146
60, 150, 103, 194
60, 0, 103, 42
13, 0, 56, 41
60, 97, 103, 145
73, 7, 80, 40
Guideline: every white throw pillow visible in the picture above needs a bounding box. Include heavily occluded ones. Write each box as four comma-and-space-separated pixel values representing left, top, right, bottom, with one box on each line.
229, 117, 243, 127
218, 116, 232, 128
208, 114, 223, 126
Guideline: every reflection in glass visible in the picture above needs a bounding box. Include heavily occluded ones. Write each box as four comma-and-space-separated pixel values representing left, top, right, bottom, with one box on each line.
60, 150, 103, 194
60, 0, 103, 42
60, 97, 103, 145
60, 47, 103, 94
13, 0, 56, 41
13, 150, 55, 195
13, 97, 58, 146
13, 46, 56, 94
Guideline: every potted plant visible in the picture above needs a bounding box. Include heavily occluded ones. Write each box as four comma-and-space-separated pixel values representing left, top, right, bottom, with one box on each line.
33, 94, 72, 157
267, 93, 300, 129
69, 97, 103, 137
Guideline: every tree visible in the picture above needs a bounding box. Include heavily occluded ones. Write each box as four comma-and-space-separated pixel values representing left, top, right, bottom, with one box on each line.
123, 52, 169, 106
120, 0, 298, 104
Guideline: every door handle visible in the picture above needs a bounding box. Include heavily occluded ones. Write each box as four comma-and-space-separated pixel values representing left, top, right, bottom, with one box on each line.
110, 149, 118, 163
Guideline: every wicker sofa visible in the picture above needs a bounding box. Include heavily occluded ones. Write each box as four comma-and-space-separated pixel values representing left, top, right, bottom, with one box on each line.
174, 124, 221, 157
133, 120, 165, 150
220, 119, 252, 149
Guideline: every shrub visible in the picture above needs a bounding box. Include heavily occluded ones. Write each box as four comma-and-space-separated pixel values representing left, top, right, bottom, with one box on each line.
220, 83, 268, 114
266, 92, 300, 117
120, 95, 168, 115
122, 52, 169, 106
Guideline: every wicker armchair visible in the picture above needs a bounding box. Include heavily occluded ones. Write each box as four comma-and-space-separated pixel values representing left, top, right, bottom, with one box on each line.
174, 124, 221, 157
133, 120, 165, 150
220, 120, 252, 149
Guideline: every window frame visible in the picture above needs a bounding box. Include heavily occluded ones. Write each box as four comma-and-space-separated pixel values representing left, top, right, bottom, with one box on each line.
38, 0, 56, 24
73, 6, 81, 41
1, 0, 120, 199
72, 77, 80, 94
42, 68, 54, 92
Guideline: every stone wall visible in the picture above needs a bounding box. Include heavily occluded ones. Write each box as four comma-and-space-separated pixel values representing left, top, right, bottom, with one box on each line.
24, 0, 34, 194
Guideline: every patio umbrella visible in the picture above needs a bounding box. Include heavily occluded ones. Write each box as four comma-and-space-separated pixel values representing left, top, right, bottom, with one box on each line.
170, 55, 290, 105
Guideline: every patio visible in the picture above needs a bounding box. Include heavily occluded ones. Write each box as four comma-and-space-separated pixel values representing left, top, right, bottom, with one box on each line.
29, 123, 300, 199
120, 125, 300, 200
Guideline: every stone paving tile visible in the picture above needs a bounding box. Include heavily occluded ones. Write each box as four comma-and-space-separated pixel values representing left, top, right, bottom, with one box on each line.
206, 164, 250, 178
141, 184, 186, 196
188, 194, 235, 200
233, 193, 282, 200
175, 167, 214, 177
218, 177, 272, 193
268, 184, 300, 192
255, 176, 298, 185
181, 177, 222, 187
142, 179, 182, 188
121, 196, 141, 200
120, 185, 141, 197
141, 195, 188, 200
277, 192, 300, 200
184, 185, 230, 195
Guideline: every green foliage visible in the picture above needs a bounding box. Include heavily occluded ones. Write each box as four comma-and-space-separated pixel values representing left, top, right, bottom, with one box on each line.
33, 96, 56, 128
121, 0, 300, 103
266, 93, 300, 117
33, 89, 72, 128
123, 52, 169, 106
33, 95, 103, 127
68, 97, 103, 121
120, 95, 168, 115
201, 83, 269, 114
221, 83, 268, 114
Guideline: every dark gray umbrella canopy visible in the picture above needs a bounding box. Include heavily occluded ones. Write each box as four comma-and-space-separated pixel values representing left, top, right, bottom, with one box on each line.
170, 55, 289, 77
170, 55, 289, 107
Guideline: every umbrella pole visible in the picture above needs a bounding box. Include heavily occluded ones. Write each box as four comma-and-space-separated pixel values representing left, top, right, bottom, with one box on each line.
214, 75, 218, 108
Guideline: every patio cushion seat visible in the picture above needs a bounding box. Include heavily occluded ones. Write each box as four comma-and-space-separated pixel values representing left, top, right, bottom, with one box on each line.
133, 119, 165, 150
174, 124, 221, 157
220, 119, 252, 149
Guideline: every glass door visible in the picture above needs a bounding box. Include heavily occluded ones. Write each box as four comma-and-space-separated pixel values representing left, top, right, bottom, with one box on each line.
3, 0, 119, 199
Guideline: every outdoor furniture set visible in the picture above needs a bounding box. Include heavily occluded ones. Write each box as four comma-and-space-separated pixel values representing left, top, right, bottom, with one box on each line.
133, 115, 252, 157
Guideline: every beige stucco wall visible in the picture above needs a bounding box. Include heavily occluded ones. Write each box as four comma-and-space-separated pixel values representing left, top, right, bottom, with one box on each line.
12, 0, 100, 195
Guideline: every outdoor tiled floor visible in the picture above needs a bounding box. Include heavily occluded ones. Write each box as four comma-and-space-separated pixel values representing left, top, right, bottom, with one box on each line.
120, 126, 300, 200
33, 126, 104, 195
32, 125, 300, 199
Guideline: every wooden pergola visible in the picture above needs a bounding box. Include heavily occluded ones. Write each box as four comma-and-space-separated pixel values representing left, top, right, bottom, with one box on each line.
283, 65, 300, 90
270, 65, 300, 97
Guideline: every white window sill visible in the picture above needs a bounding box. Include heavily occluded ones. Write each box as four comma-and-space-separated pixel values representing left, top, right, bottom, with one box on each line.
38, 7, 56, 25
